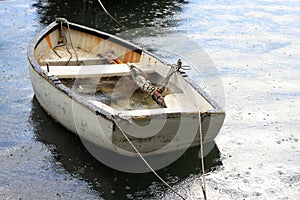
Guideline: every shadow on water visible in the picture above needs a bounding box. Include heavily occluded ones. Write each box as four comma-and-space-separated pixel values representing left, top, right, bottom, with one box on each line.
32, 0, 187, 33
30, 97, 222, 199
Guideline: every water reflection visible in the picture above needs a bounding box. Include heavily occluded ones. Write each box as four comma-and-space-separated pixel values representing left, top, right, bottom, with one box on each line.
30, 97, 221, 199
32, 0, 187, 33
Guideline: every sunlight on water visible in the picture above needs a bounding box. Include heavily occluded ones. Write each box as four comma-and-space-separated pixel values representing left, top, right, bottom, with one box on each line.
0, 0, 299, 199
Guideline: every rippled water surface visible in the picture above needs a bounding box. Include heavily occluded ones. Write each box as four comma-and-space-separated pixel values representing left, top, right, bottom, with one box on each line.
0, 0, 299, 199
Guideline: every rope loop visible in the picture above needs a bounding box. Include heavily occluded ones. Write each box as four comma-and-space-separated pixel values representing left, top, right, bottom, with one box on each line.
53, 18, 79, 65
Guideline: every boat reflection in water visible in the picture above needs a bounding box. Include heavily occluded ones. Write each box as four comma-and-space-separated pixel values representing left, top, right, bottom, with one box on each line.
30, 97, 222, 199
33, 0, 186, 33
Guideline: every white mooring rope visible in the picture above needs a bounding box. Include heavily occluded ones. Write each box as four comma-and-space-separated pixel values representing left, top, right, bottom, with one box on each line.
55, 18, 79, 65
198, 111, 207, 200
97, 0, 125, 28
113, 120, 186, 200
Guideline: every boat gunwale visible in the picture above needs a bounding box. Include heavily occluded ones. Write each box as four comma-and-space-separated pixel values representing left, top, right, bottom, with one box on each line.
27, 21, 225, 122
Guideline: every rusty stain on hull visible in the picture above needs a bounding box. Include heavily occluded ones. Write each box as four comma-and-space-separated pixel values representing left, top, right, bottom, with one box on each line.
123, 50, 140, 63
130, 50, 134, 62
135, 53, 141, 62
45, 35, 52, 49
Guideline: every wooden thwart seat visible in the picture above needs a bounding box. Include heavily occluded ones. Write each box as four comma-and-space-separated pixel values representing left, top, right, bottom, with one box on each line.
41, 64, 154, 78
40, 57, 102, 66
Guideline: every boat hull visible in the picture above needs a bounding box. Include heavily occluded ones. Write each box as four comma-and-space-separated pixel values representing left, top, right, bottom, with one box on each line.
28, 20, 225, 172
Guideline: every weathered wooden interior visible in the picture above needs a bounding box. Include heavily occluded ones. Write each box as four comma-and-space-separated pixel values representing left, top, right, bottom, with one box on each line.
35, 26, 141, 66
33, 24, 214, 112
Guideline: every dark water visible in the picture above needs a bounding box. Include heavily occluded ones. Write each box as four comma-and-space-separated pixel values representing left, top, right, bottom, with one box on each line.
1, 0, 300, 199
33, 0, 185, 32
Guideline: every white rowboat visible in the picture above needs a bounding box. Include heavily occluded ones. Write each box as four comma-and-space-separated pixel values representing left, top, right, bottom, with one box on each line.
28, 19, 225, 170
